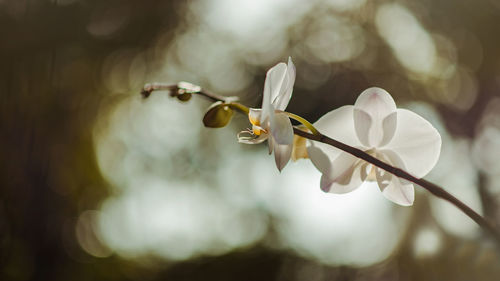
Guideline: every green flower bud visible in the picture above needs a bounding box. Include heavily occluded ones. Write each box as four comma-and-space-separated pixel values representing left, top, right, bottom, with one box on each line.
203, 102, 234, 128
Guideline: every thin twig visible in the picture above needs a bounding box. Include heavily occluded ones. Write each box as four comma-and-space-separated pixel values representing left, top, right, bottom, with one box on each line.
142, 83, 500, 245
141, 82, 239, 103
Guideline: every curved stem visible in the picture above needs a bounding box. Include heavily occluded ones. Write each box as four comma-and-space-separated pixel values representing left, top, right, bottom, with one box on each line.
141, 82, 239, 103
286, 112, 320, 135
141, 82, 249, 114
227, 102, 249, 114
293, 128, 500, 245
141, 82, 500, 245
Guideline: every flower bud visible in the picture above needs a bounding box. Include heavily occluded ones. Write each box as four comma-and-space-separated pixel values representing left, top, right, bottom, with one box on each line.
176, 92, 192, 102
291, 134, 308, 161
203, 102, 234, 128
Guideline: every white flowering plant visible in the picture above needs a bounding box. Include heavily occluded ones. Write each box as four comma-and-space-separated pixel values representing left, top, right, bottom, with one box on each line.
141, 58, 500, 245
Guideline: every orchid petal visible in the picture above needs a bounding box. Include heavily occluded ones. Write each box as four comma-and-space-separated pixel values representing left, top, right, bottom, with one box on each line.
262, 62, 287, 123
308, 106, 366, 165
375, 167, 414, 206
380, 112, 398, 147
313, 106, 365, 147
353, 108, 372, 147
271, 112, 294, 145
268, 133, 274, 155
237, 131, 268, 144
320, 153, 365, 193
309, 106, 367, 192
273, 142, 292, 172
382, 109, 441, 178
354, 87, 397, 147
308, 144, 332, 175
273, 57, 296, 111
377, 149, 412, 186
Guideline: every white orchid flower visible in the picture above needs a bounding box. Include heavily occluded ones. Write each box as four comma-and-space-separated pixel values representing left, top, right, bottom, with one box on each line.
238, 57, 296, 171
307, 87, 441, 206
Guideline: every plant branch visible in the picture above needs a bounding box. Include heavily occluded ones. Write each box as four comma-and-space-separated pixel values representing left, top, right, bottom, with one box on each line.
293, 128, 500, 245
141, 82, 500, 245
141, 82, 239, 104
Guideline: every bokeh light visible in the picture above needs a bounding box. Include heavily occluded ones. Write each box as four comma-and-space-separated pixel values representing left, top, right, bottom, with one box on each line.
4, 0, 500, 280
413, 227, 442, 258
268, 166, 410, 266
375, 3, 437, 77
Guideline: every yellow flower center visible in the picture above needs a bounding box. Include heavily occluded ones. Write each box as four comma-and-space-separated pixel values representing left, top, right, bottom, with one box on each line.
249, 114, 260, 126
252, 125, 263, 135
249, 114, 266, 135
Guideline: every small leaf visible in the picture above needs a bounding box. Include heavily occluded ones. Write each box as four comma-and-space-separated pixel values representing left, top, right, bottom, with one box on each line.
203, 102, 234, 128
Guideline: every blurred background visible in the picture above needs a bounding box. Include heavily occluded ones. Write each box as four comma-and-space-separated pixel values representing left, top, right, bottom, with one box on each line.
2, 0, 500, 280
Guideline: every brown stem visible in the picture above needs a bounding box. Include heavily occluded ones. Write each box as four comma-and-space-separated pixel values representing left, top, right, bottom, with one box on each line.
141, 82, 238, 103
293, 128, 500, 245
142, 83, 500, 245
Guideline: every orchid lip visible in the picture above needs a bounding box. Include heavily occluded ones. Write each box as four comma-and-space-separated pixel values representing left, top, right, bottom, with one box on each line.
252, 125, 267, 136
249, 115, 260, 126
